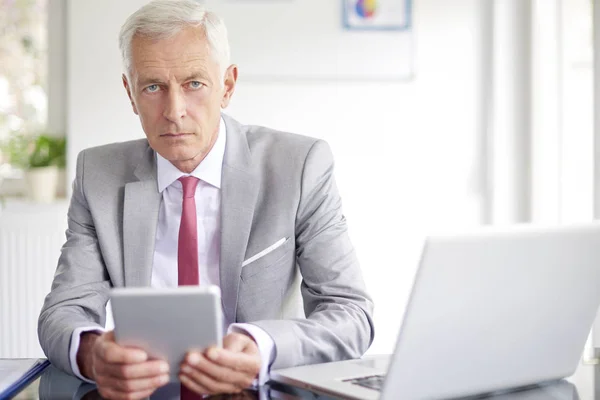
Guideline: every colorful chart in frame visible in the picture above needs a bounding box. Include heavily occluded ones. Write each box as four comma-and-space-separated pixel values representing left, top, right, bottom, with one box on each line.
355, 0, 378, 19
344, 0, 410, 30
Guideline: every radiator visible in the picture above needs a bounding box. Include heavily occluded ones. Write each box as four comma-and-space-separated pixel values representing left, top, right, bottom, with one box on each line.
0, 200, 68, 358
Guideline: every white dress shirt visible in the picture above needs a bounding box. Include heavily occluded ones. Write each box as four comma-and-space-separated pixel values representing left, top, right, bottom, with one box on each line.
69, 118, 275, 386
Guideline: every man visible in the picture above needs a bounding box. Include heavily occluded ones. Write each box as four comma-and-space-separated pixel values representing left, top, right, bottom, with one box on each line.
38, 0, 374, 399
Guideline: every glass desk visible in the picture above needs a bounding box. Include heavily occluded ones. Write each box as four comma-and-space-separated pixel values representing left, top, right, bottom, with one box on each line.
8, 356, 600, 400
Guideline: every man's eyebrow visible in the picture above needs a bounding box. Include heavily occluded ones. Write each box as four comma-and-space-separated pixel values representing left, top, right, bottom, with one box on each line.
137, 77, 166, 87
136, 72, 212, 87
182, 71, 212, 82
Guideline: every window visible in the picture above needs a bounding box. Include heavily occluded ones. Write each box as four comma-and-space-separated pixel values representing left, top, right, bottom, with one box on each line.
0, 0, 48, 139
0, 0, 49, 193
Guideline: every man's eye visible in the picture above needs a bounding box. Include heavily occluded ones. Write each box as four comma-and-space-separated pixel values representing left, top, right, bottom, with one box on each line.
189, 81, 202, 89
146, 84, 159, 92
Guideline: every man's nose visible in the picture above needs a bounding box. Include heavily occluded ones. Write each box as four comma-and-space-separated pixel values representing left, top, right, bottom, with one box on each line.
163, 89, 187, 123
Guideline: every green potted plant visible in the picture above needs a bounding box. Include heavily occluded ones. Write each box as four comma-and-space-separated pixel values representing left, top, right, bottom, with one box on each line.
0, 132, 66, 203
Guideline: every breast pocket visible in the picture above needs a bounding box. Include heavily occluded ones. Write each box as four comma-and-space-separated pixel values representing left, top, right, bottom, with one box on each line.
241, 237, 294, 281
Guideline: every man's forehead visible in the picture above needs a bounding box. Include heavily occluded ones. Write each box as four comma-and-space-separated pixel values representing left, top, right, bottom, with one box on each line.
136, 56, 212, 71
131, 27, 208, 52
128, 28, 219, 84
135, 65, 211, 82
132, 40, 211, 62
132, 51, 216, 81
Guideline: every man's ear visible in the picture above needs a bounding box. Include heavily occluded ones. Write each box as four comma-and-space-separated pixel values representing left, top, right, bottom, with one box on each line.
220, 65, 238, 109
122, 74, 139, 115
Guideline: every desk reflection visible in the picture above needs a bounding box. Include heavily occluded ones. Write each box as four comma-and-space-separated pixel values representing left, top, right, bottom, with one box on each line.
38, 366, 262, 400
461, 379, 579, 400
36, 364, 580, 400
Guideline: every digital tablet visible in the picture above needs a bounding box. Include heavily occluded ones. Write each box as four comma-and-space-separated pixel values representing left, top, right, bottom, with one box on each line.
110, 285, 223, 381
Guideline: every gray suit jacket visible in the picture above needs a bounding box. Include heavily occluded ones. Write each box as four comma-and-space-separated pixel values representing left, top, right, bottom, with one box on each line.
38, 114, 374, 375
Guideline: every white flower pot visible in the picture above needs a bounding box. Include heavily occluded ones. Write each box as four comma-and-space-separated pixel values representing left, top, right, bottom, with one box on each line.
26, 166, 59, 203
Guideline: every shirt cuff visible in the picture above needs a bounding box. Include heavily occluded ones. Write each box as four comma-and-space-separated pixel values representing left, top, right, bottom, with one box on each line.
69, 326, 106, 383
228, 323, 276, 386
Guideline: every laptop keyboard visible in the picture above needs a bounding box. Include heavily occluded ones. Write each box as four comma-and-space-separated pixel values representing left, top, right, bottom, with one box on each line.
345, 374, 386, 391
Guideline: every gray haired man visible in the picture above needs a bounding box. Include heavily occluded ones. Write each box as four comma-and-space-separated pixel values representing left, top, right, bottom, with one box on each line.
38, 0, 374, 398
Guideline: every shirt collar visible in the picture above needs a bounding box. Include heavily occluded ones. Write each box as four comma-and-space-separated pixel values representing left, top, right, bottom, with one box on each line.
156, 118, 226, 192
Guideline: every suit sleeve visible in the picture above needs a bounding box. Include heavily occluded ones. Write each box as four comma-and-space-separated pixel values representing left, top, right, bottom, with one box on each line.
38, 150, 111, 375
250, 140, 375, 369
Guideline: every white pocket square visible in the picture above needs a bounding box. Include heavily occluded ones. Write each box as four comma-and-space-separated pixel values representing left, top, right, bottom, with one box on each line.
242, 237, 287, 267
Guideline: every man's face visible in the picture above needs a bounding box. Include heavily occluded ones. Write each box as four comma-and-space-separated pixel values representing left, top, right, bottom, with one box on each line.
123, 27, 236, 172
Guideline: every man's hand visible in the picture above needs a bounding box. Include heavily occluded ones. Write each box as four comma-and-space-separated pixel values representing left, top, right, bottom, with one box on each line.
179, 332, 261, 395
77, 331, 170, 400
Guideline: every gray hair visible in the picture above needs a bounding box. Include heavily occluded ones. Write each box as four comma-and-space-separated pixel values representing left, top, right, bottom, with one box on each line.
119, 0, 230, 85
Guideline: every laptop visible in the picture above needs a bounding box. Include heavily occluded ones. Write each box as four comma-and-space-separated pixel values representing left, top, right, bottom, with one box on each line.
271, 223, 600, 399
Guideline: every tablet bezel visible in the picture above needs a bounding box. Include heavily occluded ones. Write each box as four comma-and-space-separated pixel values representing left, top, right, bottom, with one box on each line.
110, 285, 223, 381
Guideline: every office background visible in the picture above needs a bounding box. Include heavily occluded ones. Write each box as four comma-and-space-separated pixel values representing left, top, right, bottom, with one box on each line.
0, 0, 595, 360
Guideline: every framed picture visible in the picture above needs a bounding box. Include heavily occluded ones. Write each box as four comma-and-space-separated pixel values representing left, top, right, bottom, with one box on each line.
343, 0, 411, 31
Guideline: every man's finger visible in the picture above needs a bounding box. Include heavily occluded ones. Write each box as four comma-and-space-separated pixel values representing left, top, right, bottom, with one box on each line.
104, 360, 170, 380
182, 353, 254, 389
97, 386, 157, 400
180, 366, 242, 395
180, 374, 211, 396
205, 348, 261, 375
99, 340, 147, 364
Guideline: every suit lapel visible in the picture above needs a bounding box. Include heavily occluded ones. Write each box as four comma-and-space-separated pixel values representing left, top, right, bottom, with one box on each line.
123, 145, 162, 287
220, 115, 259, 323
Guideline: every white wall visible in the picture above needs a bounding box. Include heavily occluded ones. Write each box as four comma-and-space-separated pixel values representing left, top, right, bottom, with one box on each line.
67, 0, 484, 354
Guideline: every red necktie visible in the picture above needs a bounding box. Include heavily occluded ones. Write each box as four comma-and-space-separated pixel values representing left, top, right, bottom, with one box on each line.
177, 177, 201, 400
178, 176, 200, 286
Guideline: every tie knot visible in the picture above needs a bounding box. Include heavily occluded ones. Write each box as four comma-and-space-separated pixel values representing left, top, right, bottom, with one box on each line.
178, 176, 199, 198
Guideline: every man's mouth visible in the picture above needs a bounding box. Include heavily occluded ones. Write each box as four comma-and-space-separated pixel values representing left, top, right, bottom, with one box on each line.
161, 133, 190, 137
